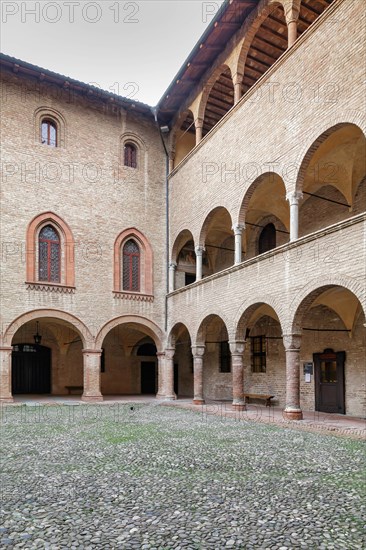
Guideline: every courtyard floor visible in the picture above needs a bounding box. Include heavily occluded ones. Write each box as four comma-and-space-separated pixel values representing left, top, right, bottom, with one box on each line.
1, 402, 365, 549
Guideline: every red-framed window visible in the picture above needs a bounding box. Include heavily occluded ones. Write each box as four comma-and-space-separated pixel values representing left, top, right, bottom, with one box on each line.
38, 225, 61, 282
124, 143, 137, 168
123, 239, 140, 291
41, 119, 57, 147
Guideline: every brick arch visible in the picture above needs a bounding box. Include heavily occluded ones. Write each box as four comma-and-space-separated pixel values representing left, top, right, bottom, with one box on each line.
95, 315, 164, 352
197, 64, 233, 123
167, 322, 192, 348
195, 313, 232, 346
237, 171, 287, 226
26, 212, 75, 286
234, 296, 287, 341
171, 229, 195, 264
2, 309, 93, 348
114, 228, 153, 295
294, 119, 366, 195
199, 206, 233, 247
287, 276, 366, 335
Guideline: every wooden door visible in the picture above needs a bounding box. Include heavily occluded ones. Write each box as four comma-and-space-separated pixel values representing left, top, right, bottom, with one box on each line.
314, 349, 345, 414
12, 344, 51, 394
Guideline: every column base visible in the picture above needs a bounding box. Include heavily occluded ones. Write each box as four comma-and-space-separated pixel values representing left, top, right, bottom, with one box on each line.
0, 397, 14, 403
81, 395, 103, 403
232, 402, 246, 411
283, 408, 303, 421
193, 399, 205, 405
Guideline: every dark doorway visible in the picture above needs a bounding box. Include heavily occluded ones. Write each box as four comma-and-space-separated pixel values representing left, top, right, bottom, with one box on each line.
314, 349, 345, 414
141, 362, 156, 394
259, 223, 276, 254
12, 344, 51, 394
185, 273, 196, 286
174, 363, 179, 396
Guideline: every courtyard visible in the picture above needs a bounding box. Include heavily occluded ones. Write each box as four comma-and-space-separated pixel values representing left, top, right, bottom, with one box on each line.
1, 403, 365, 549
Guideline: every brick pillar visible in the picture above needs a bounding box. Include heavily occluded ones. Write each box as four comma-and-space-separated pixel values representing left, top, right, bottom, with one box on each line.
229, 341, 246, 410
195, 117, 204, 145
156, 352, 166, 400
164, 348, 177, 400
286, 191, 303, 241
169, 262, 177, 293
0, 346, 13, 402
232, 224, 244, 265
283, 334, 303, 420
192, 345, 205, 405
233, 73, 244, 104
195, 245, 205, 281
82, 349, 103, 402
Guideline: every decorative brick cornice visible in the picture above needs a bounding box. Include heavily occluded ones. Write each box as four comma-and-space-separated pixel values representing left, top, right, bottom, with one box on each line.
113, 291, 154, 302
25, 282, 75, 294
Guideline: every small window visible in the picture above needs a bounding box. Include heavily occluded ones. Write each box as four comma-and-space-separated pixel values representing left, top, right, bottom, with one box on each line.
219, 341, 231, 373
41, 119, 57, 147
251, 336, 266, 373
259, 223, 276, 254
123, 239, 140, 291
38, 225, 60, 283
124, 142, 137, 168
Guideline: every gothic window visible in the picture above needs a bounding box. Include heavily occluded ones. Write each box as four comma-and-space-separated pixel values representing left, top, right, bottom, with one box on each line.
41, 119, 57, 147
259, 223, 276, 254
124, 142, 137, 168
123, 239, 140, 291
38, 225, 60, 282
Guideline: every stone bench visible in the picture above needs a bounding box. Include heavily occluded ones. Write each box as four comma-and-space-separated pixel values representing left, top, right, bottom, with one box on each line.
244, 393, 274, 407
65, 385, 83, 395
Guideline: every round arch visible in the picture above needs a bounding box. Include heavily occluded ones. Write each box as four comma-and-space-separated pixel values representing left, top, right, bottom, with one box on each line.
197, 64, 233, 123
195, 312, 231, 346
237, 171, 287, 226
3, 309, 93, 348
171, 229, 195, 264
167, 322, 193, 348
95, 315, 164, 352
199, 206, 233, 247
234, 297, 286, 341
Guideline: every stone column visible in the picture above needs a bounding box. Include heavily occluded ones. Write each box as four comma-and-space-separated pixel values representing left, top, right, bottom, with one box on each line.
233, 73, 244, 104
168, 262, 177, 293
229, 341, 246, 410
287, 20, 298, 47
164, 348, 177, 400
283, 334, 303, 420
0, 346, 13, 402
232, 224, 244, 265
82, 349, 103, 402
195, 117, 204, 145
286, 191, 303, 241
285, 4, 300, 48
195, 245, 205, 281
192, 345, 205, 405
169, 151, 175, 173
156, 352, 166, 400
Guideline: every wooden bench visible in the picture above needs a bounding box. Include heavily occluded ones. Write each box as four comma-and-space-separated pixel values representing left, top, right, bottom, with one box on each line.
244, 393, 274, 407
65, 385, 83, 395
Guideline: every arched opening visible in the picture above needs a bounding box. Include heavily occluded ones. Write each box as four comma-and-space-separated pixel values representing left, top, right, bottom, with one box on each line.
41, 118, 57, 147
240, 173, 289, 259
200, 207, 234, 276
203, 67, 234, 136
242, 6, 287, 95
291, 285, 365, 417
174, 110, 196, 166
196, 314, 231, 401
298, 124, 366, 237
168, 323, 193, 398
124, 142, 138, 168
171, 229, 197, 289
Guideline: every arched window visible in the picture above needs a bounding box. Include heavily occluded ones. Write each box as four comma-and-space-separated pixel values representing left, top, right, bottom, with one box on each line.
124, 142, 137, 168
38, 225, 61, 282
41, 119, 57, 147
259, 223, 276, 254
123, 239, 140, 291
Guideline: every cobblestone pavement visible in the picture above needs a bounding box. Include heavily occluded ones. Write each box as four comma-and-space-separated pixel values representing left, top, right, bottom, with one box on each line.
1, 403, 365, 549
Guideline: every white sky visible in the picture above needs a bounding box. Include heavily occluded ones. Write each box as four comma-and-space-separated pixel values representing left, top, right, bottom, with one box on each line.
0, 0, 225, 106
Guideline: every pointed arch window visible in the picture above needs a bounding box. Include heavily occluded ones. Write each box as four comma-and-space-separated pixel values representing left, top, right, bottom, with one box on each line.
124, 142, 137, 168
38, 225, 61, 282
41, 119, 57, 147
259, 223, 276, 254
123, 239, 140, 291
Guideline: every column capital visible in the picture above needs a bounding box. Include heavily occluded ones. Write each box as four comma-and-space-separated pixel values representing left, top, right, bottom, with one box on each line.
82, 348, 103, 355
195, 245, 205, 255
165, 347, 175, 360
232, 223, 245, 235
191, 345, 205, 357
286, 191, 303, 205
229, 340, 246, 355
195, 117, 204, 129
282, 333, 302, 351
0, 346, 13, 352
169, 261, 177, 270
156, 351, 165, 358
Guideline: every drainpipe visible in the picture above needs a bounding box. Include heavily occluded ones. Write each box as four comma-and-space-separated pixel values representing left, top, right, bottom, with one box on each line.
152, 107, 170, 333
